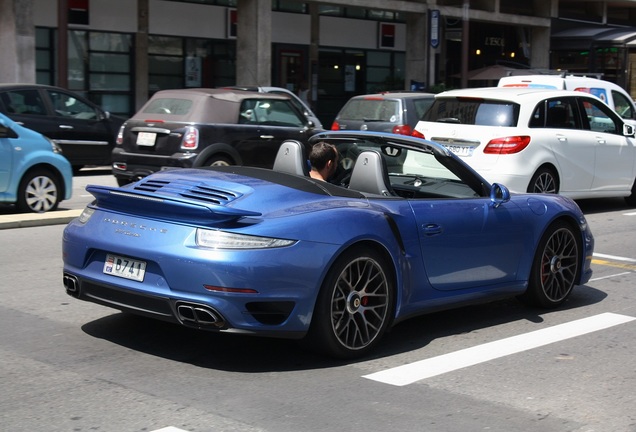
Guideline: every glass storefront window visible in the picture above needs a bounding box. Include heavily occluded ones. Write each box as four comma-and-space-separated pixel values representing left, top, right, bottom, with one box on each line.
149, 36, 183, 55
89, 33, 131, 52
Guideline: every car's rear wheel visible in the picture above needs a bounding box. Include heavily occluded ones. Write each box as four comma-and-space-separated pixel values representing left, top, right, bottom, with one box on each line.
306, 246, 394, 358
17, 169, 61, 213
519, 221, 580, 308
527, 167, 559, 194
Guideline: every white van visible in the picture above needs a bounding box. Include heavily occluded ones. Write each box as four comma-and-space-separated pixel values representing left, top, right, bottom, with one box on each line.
498, 74, 636, 125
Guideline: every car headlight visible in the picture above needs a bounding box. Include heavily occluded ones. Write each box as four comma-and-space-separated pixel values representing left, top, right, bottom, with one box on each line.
196, 228, 296, 249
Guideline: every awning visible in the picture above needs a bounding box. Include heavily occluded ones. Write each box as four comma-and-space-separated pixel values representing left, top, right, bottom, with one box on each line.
552, 26, 636, 50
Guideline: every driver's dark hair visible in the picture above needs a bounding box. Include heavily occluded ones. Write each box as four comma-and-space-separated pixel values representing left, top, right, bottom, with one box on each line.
309, 141, 338, 170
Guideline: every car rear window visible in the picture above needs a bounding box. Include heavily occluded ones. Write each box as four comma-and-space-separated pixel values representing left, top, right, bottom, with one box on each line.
412, 98, 435, 119
338, 99, 399, 122
422, 98, 519, 127
142, 98, 193, 116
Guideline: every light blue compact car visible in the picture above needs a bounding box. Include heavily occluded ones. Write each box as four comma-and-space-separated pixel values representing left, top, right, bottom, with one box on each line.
0, 112, 72, 212
63, 131, 593, 358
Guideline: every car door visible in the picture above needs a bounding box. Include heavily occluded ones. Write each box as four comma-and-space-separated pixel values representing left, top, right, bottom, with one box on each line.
45, 89, 115, 167
0, 123, 13, 192
409, 197, 526, 291
577, 96, 636, 192
539, 97, 596, 193
237, 98, 311, 168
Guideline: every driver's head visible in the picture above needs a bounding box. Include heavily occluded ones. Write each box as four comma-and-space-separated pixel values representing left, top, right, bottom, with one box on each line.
310, 142, 339, 180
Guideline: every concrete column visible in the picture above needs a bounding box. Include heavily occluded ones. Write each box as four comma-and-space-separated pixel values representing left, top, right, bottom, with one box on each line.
57, 0, 68, 88
0, 0, 36, 83
530, 27, 550, 69
309, 3, 319, 106
236, 0, 271, 86
135, 0, 149, 110
405, 12, 427, 90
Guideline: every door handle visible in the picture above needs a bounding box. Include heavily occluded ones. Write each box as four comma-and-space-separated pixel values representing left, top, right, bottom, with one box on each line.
423, 223, 443, 236
59, 125, 73, 129
260, 135, 274, 139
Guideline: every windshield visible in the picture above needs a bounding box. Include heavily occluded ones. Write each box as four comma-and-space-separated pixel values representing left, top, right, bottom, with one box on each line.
423, 98, 519, 126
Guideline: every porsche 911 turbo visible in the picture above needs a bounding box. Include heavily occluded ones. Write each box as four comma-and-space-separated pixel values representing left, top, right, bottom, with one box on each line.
62, 131, 594, 358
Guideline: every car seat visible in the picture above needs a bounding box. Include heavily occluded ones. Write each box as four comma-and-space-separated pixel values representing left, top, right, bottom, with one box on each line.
273, 140, 310, 176
546, 105, 569, 128
348, 150, 394, 196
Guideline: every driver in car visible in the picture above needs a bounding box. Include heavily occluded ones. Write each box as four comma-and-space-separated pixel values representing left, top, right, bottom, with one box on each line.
309, 142, 339, 182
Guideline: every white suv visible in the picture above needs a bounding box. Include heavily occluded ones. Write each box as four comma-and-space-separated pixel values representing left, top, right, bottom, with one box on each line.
413, 87, 636, 203
498, 74, 636, 126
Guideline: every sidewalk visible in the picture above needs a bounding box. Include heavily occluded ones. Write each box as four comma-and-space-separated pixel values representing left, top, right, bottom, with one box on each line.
0, 209, 82, 230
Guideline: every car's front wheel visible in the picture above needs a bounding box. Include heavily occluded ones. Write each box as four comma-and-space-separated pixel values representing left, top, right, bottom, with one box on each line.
625, 178, 636, 206
205, 155, 233, 167
306, 246, 394, 358
527, 167, 559, 194
519, 220, 581, 308
17, 169, 61, 213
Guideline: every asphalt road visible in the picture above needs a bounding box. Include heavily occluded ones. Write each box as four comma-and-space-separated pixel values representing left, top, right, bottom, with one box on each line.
1, 170, 636, 431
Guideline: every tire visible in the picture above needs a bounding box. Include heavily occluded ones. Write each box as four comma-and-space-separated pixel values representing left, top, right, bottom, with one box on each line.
306, 246, 394, 359
527, 167, 559, 194
205, 156, 233, 167
625, 178, 636, 206
519, 221, 581, 308
17, 169, 61, 213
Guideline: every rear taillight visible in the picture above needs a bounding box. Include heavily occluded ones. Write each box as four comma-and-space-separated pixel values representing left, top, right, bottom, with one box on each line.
115, 124, 125, 145
483, 136, 531, 154
392, 124, 412, 135
181, 126, 199, 150
331, 121, 340, 131
411, 129, 425, 139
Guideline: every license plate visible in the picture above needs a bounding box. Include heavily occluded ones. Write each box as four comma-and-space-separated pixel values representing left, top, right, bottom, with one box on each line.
103, 254, 147, 282
444, 144, 474, 157
136, 132, 156, 146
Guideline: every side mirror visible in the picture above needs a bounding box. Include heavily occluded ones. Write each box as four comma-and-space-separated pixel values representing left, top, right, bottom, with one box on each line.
623, 123, 635, 137
490, 183, 511, 208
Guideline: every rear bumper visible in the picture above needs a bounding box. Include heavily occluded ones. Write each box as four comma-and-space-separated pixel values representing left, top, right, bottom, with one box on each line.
111, 148, 197, 181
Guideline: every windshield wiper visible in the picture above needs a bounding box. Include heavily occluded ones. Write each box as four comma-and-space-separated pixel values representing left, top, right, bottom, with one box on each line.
437, 117, 461, 123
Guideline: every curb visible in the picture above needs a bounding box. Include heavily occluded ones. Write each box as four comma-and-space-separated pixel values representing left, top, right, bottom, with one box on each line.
0, 209, 83, 230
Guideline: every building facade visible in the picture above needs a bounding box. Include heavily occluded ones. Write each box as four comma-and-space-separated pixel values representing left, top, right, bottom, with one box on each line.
2, 0, 636, 126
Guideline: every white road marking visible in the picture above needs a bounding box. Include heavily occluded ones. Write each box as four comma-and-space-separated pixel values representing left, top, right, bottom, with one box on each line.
363, 313, 635, 386
590, 272, 631, 281
151, 428, 190, 432
593, 252, 636, 263
623, 211, 636, 216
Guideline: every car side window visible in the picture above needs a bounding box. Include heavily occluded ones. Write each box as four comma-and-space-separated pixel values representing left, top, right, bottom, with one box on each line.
253, 99, 305, 127
1, 90, 47, 116
580, 97, 620, 135
532, 98, 580, 129
612, 90, 635, 120
48, 91, 98, 120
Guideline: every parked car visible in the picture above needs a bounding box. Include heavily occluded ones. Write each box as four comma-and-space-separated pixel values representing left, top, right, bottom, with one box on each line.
498, 73, 636, 126
331, 91, 435, 136
112, 88, 320, 186
0, 84, 125, 170
413, 87, 636, 203
223, 85, 323, 128
0, 112, 72, 213
62, 131, 593, 358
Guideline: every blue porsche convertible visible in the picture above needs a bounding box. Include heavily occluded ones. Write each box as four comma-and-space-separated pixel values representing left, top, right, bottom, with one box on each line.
62, 131, 594, 358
